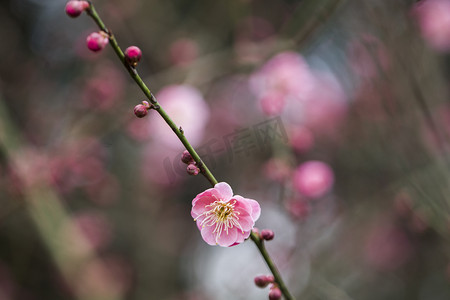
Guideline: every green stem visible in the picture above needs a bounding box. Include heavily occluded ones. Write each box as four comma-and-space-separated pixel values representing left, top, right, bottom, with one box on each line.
250, 231, 295, 300
85, 3, 293, 299
86, 2, 217, 187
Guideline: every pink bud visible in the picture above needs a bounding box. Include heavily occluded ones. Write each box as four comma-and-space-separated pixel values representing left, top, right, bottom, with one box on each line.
134, 104, 148, 118
124, 46, 142, 66
86, 31, 109, 52
186, 164, 200, 176
269, 287, 282, 300
260, 229, 274, 241
254, 275, 273, 288
181, 150, 194, 164
142, 101, 151, 109
65, 1, 89, 18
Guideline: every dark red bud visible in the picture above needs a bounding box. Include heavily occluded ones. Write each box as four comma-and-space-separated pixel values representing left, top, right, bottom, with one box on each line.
181, 150, 194, 164
269, 287, 282, 300
186, 164, 200, 175
134, 104, 148, 118
261, 229, 274, 241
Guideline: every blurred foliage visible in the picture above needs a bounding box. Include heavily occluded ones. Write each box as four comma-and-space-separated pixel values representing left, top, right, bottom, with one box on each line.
0, 0, 449, 299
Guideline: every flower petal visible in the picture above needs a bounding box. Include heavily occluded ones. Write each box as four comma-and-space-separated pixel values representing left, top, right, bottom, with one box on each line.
234, 196, 261, 221
217, 227, 238, 247
233, 230, 251, 245
200, 225, 218, 245
214, 182, 233, 201
246, 199, 261, 221
191, 194, 216, 219
192, 188, 215, 206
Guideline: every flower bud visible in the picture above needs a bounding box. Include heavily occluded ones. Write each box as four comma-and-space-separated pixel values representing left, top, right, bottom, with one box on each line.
65, 1, 89, 18
124, 46, 142, 67
86, 31, 109, 52
269, 287, 282, 300
260, 229, 274, 241
181, 150, 194, 164
134, 104, 148, 118
186, 164, 200, 176
254, 275, 274, 288
142, 101, 151, 109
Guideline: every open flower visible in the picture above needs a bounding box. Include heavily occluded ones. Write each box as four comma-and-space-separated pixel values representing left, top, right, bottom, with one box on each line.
191, 182, 261, 247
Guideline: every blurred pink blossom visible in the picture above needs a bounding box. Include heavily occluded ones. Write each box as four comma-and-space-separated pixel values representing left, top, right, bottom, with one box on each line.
262, 158, 292, 182
149, 84, 210, 149
250, 51, 314, 98
293, 161, 334, 199
169, 38, 199, 66
49, 142, 107, 194
259, 90, 285, 116
298, 73, 348, 137
413, 0, 450, 52
285, 197, 310, 220
126, 116, 152, 141
287, 126, 314, 153
365, 221, 414, 271
249, 52, 315, 116
250, 52, 348, 137
191, 182, 261, 247
72, 211, 113, 250
81, 63, 125, 111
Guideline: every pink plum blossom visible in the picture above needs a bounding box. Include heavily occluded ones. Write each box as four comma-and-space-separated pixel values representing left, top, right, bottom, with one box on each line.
293, 161, 334, 199
191, 182, 261, 247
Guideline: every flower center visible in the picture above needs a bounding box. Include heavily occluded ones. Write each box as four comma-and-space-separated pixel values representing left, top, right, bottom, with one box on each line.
196, 199, 243, 241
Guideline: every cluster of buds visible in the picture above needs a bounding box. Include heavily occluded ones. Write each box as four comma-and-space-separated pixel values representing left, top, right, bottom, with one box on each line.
254, 275, 282, 299
66, 1, 143, 62
181, 150, 200, 176
65, 0, 89, 18
134, 101, 151, 118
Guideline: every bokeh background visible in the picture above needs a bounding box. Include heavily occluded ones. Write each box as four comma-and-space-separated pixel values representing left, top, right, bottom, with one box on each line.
0, 0, 450, 299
